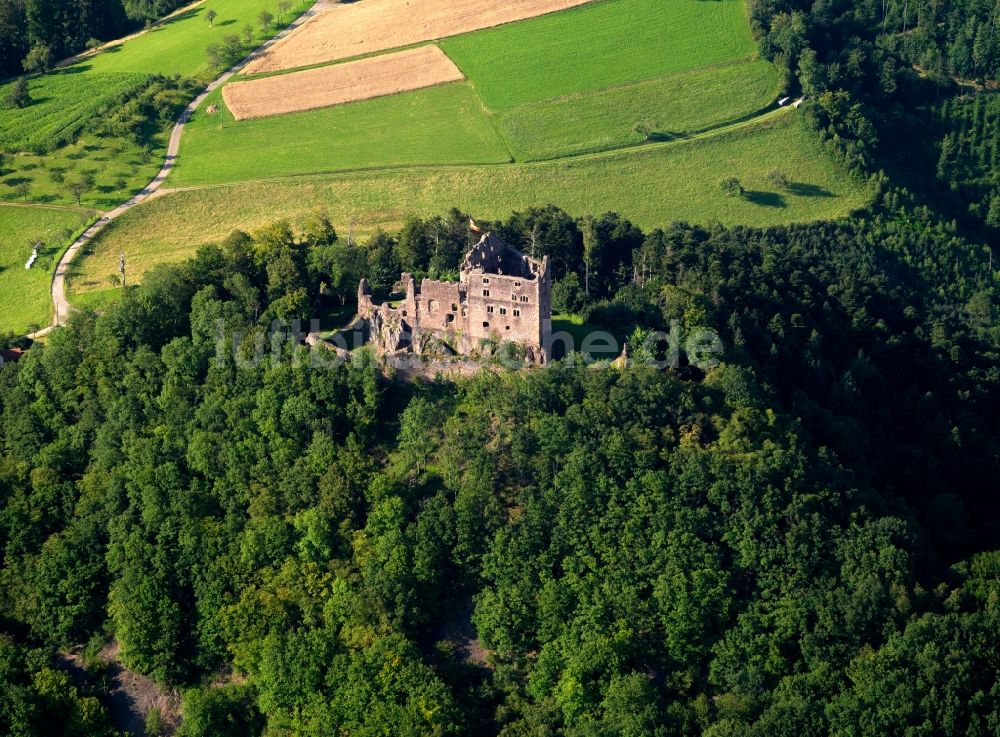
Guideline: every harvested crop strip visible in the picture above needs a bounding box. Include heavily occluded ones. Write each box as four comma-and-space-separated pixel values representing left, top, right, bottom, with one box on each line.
242, 0, 595, 74
223, 45, 465, 120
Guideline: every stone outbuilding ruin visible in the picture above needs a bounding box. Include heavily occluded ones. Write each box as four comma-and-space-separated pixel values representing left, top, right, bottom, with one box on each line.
358, 232, 552, 364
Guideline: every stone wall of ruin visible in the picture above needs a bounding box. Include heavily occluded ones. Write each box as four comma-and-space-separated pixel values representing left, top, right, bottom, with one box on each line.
359, 234, 553, 364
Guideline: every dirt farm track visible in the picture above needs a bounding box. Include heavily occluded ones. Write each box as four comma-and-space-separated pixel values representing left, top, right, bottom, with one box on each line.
242, 0, 596, 73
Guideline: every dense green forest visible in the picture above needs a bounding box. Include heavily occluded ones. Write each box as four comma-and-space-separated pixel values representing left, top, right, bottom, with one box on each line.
0, 0, 187, 78
1, 180, 998, 734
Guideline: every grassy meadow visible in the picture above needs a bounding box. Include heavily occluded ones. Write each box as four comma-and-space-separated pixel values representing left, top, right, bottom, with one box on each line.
495, 61, 782, 160
2, 0, 873, 318
69, 113, 872, 299
77, 0, 314, 80
170, 82, 512, 186
439, 0, 756, 109
0, 205, 95, 333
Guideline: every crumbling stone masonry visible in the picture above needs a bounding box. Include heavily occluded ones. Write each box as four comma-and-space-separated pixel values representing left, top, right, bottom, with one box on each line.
358, 232, 552, 364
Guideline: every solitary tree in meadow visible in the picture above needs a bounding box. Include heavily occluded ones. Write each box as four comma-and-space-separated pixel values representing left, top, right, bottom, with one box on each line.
259, 10, 274, 31
5, 77, 30, 108
206, 9, 217, 26
243, 23, 254, 44
766, 169, 790, 189
720, 176, 744, 198
68, 172, 95, 205
278, 1, 291, 21
14, 181, 31, 201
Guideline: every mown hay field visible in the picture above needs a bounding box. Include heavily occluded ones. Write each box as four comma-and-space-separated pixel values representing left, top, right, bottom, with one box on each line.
0, 205, 95, 334
71, 114, 872, 298
223, 46, 464, 120
172, 83, 511, 186
439, 0, 756, 109
243, 0, 596, 74
494, 60, 782, 160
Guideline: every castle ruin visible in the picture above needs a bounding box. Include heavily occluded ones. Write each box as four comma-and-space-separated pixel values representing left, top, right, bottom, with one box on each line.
358, 232, 552, 364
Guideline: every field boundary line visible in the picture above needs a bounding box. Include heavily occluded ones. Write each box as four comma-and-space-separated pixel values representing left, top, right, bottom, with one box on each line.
0, 202, 96, 214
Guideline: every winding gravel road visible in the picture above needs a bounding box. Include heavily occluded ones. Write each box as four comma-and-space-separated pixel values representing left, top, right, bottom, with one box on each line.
31, 0, 329, 338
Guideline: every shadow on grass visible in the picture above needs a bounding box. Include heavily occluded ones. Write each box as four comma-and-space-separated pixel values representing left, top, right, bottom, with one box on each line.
149, 7, 202, 31
787, 181, 835, 197
744, 190, 787, 208
51, 64, 92, 74
648, 131, 689, 142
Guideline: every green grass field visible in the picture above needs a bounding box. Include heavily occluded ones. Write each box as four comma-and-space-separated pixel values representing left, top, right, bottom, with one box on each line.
69, 113, 872, 299
170, 82, 511, 186
439, 0, 756, 110
0, 0, 318, 333
0, 205, 95, 334
76, 0, 314, 80
495, 61, 781, 160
